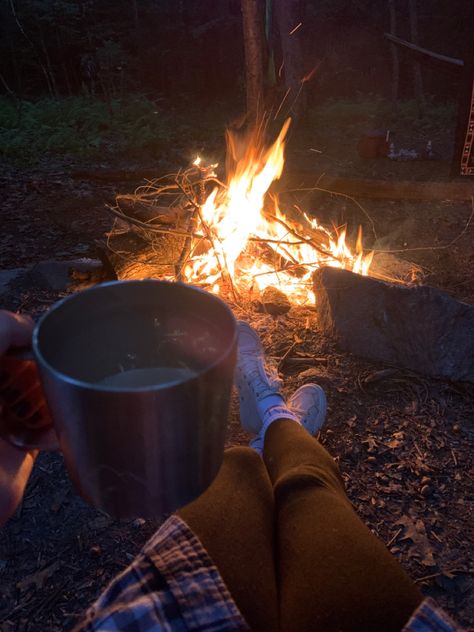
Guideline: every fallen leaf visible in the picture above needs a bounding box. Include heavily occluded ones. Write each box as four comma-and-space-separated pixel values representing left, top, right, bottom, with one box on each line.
385, 438, 403, 449
298, 367, 321, 379
384, 431, 405, 450
396, 515, 436, 567
362, 436, 378, 453
345, 415, 357, 428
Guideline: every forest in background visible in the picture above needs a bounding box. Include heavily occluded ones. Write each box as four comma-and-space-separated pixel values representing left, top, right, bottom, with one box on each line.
0, 0, 472, 162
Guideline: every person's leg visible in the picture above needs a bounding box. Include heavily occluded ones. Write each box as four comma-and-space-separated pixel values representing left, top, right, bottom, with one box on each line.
264, 419, 423, 632
178, 446, 279, 632
233, 320, 421, 631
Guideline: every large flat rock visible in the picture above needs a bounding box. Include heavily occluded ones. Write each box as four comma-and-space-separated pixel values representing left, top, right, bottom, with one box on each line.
313, 267, 474, 382
0, 259, 106, 301
30, 259, 104, 290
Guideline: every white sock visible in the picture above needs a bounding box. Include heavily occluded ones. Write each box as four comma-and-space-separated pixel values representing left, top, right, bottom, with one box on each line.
260, 403, 300, 436
256, 393, 285, 419
250, 397, 300, 455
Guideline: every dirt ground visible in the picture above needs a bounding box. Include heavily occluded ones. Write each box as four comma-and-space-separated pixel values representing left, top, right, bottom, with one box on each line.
0, 137, 473, 630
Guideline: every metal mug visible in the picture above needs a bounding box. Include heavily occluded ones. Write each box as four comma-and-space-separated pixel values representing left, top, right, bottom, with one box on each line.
1, 280, 237, 518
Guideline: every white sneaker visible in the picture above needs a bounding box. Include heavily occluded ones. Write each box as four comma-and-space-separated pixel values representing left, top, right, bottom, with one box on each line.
235, 321, 282, 434
288, 383, 327, 435
249, 383, 327, 453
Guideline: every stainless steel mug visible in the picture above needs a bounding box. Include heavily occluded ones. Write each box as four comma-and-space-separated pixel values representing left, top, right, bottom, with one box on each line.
1, 280, 237, 518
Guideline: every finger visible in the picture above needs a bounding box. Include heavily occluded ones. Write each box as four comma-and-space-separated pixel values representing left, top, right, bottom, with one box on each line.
0, 357, 52, 440
0, 438, 37, 526
0, 311, 35, 355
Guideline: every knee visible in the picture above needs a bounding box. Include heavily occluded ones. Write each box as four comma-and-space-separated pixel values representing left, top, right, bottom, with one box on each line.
273, 462, 347, 505
224, 446, 263, 468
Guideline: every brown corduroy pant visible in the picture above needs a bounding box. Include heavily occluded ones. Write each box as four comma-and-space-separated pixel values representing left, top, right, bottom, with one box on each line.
179, 419, 422, 632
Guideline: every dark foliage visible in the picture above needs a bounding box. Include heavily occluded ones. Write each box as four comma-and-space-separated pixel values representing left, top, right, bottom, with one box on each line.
1, 0, 473, 104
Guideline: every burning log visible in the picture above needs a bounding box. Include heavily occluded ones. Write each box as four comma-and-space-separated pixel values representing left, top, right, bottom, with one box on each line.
313, 267, 474, 383
97, 231, 185, 281
100, 169, 203, 281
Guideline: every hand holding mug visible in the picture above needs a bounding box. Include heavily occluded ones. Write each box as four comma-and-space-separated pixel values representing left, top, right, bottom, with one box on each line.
0, 310, 40, 525
1, 281, 237, 519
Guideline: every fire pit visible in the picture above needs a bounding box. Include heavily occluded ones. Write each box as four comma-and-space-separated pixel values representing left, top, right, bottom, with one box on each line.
100, 118, 473, 384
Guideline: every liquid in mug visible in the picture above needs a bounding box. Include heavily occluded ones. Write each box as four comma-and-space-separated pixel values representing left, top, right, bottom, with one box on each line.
98, 366, 197, 388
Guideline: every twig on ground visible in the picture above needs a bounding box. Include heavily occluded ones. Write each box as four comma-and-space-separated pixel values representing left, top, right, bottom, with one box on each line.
386, 527, 402, 548
278, 341, 297, 371
414, 569, 474, 584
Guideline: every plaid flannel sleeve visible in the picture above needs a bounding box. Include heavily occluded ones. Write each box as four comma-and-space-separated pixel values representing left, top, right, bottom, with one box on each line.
74, 514, 250, 632
403, 597, 465, 632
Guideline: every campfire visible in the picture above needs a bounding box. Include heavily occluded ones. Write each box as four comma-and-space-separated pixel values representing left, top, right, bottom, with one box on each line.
108, 118, 374, 306
101, 122, 474, 383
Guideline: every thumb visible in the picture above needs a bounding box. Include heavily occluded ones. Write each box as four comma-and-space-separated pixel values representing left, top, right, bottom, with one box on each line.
0, 311, 35, 355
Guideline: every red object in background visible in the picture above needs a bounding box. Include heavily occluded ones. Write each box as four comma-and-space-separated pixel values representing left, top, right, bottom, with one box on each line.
357, 131, 389, 159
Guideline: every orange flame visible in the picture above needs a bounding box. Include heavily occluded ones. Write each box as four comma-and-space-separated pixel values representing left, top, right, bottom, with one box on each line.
183, 118, 373, 305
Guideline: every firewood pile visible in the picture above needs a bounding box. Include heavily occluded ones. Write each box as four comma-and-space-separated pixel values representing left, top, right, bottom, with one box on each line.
99, 165, 203, 282
99, 165, 422, 294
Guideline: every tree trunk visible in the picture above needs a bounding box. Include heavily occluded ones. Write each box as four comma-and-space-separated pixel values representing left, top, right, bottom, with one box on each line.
408, 0, 425, 116
273, 0, 306, 116
56, 29, 72, 96
38, 25, 58, 97
388, 0, 400, 104
241, 0, 265, 122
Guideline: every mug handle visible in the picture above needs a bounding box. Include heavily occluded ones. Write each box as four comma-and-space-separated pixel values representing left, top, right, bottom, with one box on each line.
0, 349, 59, 450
